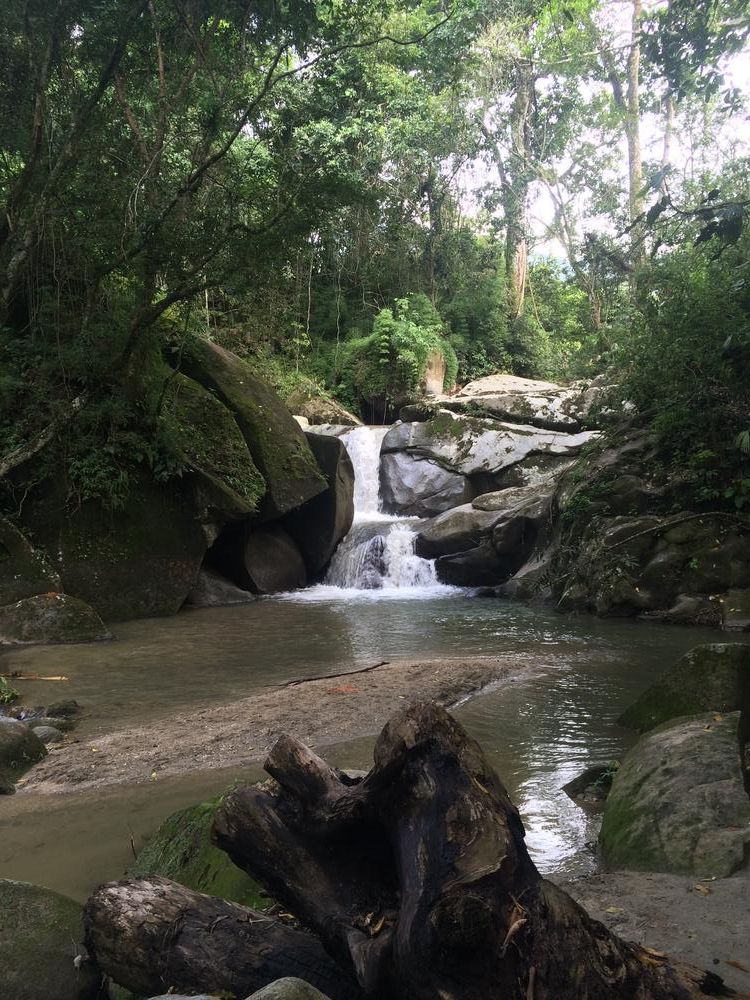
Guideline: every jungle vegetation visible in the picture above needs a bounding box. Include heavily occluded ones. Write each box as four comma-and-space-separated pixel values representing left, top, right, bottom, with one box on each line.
0, 0, 748, 510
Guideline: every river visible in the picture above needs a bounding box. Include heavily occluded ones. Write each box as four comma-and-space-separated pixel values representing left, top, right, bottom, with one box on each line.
0, 426, 741, 903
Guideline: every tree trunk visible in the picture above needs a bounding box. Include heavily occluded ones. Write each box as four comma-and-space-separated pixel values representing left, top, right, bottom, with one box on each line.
85, 704, 746, 999
83, 875, 364, 1000
505, 60, 534, 321
626, 0, 644, 227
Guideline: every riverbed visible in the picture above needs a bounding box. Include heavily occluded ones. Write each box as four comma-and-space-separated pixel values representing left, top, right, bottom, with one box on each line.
0, 594, 731, 901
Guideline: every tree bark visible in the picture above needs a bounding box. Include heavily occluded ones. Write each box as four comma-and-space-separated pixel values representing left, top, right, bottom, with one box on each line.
83, 875, 364, 1000
85, 703, 746, 999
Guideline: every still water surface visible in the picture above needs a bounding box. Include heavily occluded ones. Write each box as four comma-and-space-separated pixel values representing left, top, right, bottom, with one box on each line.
0, 596, 735, 899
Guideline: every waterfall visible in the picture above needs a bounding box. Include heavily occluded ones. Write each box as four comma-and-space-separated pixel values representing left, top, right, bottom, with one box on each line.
338, 425, 391, 519
290, 425, 450, 597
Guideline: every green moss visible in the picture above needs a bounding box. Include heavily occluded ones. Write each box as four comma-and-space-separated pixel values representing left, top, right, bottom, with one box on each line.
0, 879, 102, 999
180, 338, 325, 518
160, 372, 265, 513
130, 797, 270, 909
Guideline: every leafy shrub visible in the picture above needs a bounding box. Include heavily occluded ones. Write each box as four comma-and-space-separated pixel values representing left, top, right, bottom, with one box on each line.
337, 294, 458, 412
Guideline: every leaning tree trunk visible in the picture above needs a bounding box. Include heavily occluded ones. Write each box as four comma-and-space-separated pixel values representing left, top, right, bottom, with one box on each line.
85, 703, 745, 1000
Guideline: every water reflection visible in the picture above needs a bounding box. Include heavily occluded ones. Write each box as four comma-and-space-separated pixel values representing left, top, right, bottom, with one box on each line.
0, 597, 745, 891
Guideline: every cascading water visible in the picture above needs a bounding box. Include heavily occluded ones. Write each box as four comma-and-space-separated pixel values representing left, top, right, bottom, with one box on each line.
299, 425, 449, 597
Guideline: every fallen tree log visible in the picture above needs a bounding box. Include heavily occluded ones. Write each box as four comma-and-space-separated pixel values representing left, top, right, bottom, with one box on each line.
83, 876, 364, 1000
85, 702, 747, 999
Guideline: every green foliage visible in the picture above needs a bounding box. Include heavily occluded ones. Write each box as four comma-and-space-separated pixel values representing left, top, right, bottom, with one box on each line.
612, 235, 750, 509
337, 294, 457, 413
0, 677, 19, 706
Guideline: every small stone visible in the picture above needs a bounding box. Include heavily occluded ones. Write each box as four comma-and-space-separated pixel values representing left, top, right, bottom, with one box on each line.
30, 724, 65, 745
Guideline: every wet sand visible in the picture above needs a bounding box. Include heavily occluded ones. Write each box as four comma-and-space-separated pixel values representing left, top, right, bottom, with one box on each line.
18, 655, 530, 793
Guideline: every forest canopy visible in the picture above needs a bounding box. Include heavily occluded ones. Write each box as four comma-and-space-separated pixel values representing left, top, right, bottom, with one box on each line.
1, 0, 749, 510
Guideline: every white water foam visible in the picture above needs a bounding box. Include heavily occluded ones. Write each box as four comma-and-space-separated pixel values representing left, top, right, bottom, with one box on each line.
285, 425, 455, 600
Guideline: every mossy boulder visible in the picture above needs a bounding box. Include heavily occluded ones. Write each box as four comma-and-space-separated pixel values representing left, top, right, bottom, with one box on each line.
180, 339, 326, 520
0, 879, 103, 999
619, 643, 750, 733
160, 372, 266, 521
248, 980, 334, 1000
20, 472, 209, 621
285, 382, 361, 427
130, 798, 268, 909
0, 717, 47, 769
0, 515, 60, 605
599, 712, 750, 876
0, 594, 111, 645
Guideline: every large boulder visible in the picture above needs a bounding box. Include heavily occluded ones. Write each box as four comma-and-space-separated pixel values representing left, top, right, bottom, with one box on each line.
436, 542, 511, 587
380, 451, 468, 518
285, 383, 361, 427
0, 879, 103, 999
234, 525, 307, 594
0, 717, 46, 769
0, 515, 60, 606
555, 511, 750, 623
599, 712, 750, 876
416, 485, 554, 590
249, 980, 334, 1000
159, 372, 265, 521
284, 432, 355, 575
437, 373, 602, 431
0, 594, 111, 645
19, 471, 210, 621
619, 644, 750, 733
130, 799, 267, 909
415, 504, 502, 559
381, 411, 598, 484
180, 339, 326, 519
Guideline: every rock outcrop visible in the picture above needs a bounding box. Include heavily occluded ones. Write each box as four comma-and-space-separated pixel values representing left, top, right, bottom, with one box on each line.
0, 717, 47, 770
184, 567, 257, 608
0, 515, 60, 606
380, 451, 468, 517
285, 382, 361, 427
0, 594, 111, 645
180, 338, 326, 520
599, 712, 750, 876
0, 879, 103, 1000
437, 373, 602, 431
415, 484, 555, 587
2, 339, 346, 627
619, 643, 750, 733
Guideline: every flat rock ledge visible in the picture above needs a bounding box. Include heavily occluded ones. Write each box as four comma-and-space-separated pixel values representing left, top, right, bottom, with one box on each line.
18, 656, 532, 793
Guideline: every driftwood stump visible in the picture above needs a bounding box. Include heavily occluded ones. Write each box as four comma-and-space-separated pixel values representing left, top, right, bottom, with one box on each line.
85, 702, 746, 999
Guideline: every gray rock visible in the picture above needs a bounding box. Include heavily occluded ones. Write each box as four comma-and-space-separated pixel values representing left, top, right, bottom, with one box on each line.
241, 526, 307, 594
435, 542, 508, 587
30, 724, 65, 744
619, 643, 750, 733
0, 594, 112, 646
0, 879, 102, 999
599, 712, 750, 876
434, 373, 603, 431
381, 411, 598, 478
285, 432, 355, 574
185, 567, 256, 608
0, 717, 47, 769
380, 451, 467, 517
285, 385, 361, 427
248, 978, 333, 999
416, 504, 502, 559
